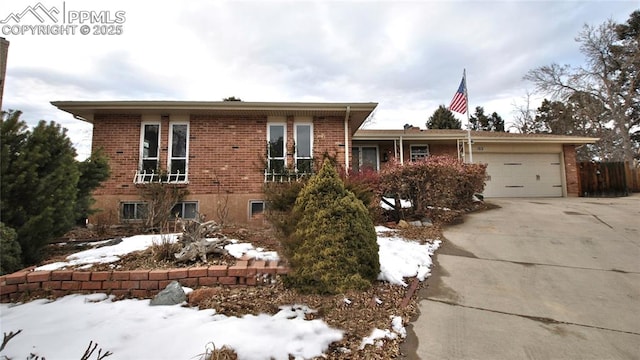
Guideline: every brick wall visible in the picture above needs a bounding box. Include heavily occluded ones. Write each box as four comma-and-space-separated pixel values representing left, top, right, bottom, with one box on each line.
0, 260, 288, 302
563, 144, 580, 197
314, 116, 348, 169
92, 114, 141, 196
89, 113, 350, 224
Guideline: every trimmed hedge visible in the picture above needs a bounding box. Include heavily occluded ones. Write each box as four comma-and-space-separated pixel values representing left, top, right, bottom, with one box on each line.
379, 156, 486, 218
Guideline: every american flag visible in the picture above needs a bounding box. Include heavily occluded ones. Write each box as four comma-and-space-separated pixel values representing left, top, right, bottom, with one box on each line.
449, 75, 467, 114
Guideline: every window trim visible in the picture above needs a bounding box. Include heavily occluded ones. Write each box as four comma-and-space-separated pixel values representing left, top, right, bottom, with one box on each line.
352, 145, 379, 172
139, 122, 161, 174
167, 121, 189, 183
267, 122, 287, 172
410, 144, 430, 162
294, 122, 313, 173
248, 200, 265, 220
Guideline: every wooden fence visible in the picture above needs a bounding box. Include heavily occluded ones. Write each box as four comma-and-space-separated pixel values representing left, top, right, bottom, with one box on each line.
578, 161, 640, 197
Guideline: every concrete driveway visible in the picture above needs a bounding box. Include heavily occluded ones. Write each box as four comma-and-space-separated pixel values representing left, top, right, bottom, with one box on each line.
406, 195, 640, 360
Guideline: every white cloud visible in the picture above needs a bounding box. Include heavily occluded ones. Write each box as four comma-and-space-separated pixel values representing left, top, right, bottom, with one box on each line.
2, 0, 637, 159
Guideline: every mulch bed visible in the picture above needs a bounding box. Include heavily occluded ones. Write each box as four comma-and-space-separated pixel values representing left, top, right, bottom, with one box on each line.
37, 202, 491, 359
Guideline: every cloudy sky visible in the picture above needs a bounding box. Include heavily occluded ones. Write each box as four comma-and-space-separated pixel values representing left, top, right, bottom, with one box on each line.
1, 0, 637, 159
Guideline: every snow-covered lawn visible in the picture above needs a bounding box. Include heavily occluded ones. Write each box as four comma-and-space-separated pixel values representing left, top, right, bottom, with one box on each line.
1, 227, 440, 359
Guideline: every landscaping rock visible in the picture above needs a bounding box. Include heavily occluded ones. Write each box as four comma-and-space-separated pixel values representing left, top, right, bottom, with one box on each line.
421, 218, 433, 227
150, 280, 186, 306
397, 220, 410, 229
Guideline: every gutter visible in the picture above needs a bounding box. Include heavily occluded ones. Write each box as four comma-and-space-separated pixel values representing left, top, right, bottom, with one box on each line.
344, 105, 351, 171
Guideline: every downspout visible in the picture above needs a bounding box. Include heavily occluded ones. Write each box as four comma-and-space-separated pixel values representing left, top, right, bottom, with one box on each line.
344, 105, 351, 171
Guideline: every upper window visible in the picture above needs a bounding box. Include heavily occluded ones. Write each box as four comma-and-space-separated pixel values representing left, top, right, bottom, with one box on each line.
410, 145, 430, 162
294, 123, 313, 174
140, 123, 160, 173
352, 146, 378, 172
168, 123, 189, 182
267, 124, 286, 174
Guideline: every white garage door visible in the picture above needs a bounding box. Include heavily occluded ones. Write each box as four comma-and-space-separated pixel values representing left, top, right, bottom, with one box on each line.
474, 153, 563, 197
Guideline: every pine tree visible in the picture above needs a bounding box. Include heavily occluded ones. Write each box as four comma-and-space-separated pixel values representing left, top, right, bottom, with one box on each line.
0, 223, 22, 275
489, 112, 505, 132
469, 106, 505, 132
469, 106, 489, 131
75, 149, 110, 224
426, 105, 461, 129
284, 159, 380, 294
1, 112, 80, 264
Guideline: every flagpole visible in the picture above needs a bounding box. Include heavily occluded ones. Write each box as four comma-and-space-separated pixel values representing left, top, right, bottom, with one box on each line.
464, 69, 473, 163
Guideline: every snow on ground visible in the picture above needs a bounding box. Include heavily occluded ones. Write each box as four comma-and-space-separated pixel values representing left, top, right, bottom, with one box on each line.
7, 225, 441, 359
0, 295, 342, 360
360, 316, 406, 350
35, 234, 279, 271
380, 197, 412, 210
35, 234, 181, 271
376, 226, 441, 286
225, 240, 280, 261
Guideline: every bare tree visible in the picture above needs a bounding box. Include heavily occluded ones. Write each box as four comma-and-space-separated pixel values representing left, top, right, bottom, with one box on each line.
510, 91, 541, 133
525, 15, 639, 162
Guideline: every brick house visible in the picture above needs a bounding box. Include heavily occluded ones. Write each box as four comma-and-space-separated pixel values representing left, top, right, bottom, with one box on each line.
52, 100, 597, 225
52, 101, 377, 225
352, 127, 597, 197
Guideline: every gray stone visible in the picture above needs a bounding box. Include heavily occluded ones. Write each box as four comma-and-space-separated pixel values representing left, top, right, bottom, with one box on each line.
150, 280, 186, 306
408, 220, 423, 227
421, 218, 433, 227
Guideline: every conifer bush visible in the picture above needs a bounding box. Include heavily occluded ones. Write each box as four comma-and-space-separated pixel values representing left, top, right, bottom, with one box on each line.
284, 160, 380, 294
0, 223, 22, 275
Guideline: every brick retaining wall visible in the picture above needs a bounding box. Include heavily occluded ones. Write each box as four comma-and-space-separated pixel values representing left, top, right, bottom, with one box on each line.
0, 260, 288, 303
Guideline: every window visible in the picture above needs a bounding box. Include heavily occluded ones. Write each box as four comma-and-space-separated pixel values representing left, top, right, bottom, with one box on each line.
410, 145, 430, 162
249, 200, 265, 220
140, 123, 160, 173
170, 201, 198, 220
168, 123, 189, 182
267, 124, 286, 174
121, 202, 148, 221
294, 123, 313, 173
352, 146, 379, 172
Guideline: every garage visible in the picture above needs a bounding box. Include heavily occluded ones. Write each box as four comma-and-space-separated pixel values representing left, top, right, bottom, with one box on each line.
474, 153, 563, 197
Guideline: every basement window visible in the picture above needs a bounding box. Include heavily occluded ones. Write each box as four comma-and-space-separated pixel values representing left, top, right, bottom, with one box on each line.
121, 202, 148, 221
249, 200, 265, 220
171, 201, 198, 220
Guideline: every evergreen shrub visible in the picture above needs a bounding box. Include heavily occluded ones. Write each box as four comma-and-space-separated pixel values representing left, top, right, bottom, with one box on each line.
283, 160, 380, 294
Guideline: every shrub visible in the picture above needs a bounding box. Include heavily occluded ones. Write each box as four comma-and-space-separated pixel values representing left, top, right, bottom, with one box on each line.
379, 156, 486, 221
138, 183, 188, 232
0, 222, 22, 275
151, 234, 181, 262
263, 181, 307, 239
264, 168, 381, 237
284, 160, 380, 294
343, 168, 383, 223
